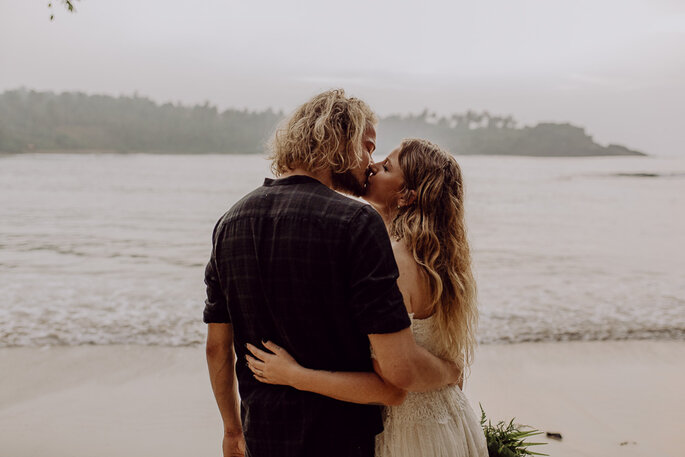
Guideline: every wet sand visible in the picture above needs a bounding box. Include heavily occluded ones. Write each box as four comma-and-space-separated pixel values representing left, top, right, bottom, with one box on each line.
0, 341, 683, 457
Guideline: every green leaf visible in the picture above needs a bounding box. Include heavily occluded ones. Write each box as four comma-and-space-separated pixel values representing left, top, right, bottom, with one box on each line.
480, 405, 549, 457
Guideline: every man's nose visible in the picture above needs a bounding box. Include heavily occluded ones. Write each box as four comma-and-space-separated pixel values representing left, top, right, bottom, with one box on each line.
368, 162, 379, 175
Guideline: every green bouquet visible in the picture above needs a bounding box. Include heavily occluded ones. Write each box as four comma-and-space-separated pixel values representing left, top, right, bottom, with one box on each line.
480, 405, 548, 457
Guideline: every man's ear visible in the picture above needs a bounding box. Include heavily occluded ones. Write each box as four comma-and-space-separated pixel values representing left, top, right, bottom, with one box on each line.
398, 189, 417, 208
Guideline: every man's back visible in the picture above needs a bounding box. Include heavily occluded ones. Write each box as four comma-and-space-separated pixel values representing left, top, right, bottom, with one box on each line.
204, 175, 410, 457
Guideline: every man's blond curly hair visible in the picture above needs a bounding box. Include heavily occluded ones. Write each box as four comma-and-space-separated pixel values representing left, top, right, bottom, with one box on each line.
269, 89, 377, 176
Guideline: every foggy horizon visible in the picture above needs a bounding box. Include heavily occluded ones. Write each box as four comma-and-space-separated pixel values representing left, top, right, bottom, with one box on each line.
1, 0, 684, 155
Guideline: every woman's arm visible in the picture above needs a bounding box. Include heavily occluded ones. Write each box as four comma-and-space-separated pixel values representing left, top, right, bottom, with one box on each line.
246, 342, 407, 406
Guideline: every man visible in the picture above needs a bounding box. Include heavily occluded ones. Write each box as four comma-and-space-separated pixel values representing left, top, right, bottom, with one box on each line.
204, 89, 459, 457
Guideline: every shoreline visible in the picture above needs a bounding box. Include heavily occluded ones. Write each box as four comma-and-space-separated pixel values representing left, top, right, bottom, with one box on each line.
1, 341, 683, 457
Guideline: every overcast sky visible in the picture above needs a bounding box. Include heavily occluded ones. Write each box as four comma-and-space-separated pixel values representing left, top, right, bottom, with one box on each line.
1, 0, 683, 155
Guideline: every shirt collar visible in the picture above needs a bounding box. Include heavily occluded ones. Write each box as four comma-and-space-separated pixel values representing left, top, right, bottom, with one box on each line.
263, 175, 324, 187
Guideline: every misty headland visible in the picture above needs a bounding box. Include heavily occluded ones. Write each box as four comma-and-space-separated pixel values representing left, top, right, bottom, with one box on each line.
0, 89, 645, 157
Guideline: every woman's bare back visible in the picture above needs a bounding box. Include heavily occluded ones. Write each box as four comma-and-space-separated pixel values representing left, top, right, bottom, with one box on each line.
391, 240, 433, 319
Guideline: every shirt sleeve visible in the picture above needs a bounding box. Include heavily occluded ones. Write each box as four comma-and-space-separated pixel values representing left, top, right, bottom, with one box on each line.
346, 205, 411, 335
203, 219, 231, 324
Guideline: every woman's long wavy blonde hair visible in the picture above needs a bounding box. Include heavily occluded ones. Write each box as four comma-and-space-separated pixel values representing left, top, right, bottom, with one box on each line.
390, 139, 478, 372
269, 89, 377, 176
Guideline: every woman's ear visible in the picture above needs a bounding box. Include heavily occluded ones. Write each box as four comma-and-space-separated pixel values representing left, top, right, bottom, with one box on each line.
398, 189, 417, 208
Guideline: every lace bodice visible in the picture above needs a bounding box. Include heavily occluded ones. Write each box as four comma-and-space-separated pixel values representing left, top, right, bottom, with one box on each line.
375, 314, 489, 456
410, 314, 442, 355
384, 314, 467, 424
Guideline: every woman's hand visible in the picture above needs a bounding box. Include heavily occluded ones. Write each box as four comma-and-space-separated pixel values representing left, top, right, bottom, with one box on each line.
247, 342, 407, 406
245, 341, 304, 388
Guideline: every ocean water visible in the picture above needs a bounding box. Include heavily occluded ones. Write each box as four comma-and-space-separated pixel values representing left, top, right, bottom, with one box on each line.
1, 153, 684, 347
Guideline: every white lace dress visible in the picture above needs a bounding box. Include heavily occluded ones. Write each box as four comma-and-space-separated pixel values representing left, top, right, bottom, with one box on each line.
375, 315, 489, 457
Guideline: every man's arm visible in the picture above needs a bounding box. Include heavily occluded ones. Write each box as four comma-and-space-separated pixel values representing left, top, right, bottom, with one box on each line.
369, 327, 460, 392
343, 207, 460, 392
206, 323, 245, 457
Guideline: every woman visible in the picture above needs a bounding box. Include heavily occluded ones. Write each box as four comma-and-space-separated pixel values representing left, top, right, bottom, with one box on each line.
246, 138, 488, 457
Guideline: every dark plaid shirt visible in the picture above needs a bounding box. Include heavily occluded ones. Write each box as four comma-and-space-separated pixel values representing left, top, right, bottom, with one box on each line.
203, 175, 410, 457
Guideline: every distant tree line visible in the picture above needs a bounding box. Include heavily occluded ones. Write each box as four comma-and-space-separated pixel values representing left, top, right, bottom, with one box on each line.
0, 89, 281, 154
376, 109, 644, 157
0, 89, 644, 156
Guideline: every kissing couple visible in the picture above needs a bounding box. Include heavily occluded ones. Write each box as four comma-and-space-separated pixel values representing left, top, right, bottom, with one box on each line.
203, 89, 488, 457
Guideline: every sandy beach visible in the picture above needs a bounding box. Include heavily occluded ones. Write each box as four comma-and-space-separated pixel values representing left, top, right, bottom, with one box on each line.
1, 341, 683, 457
